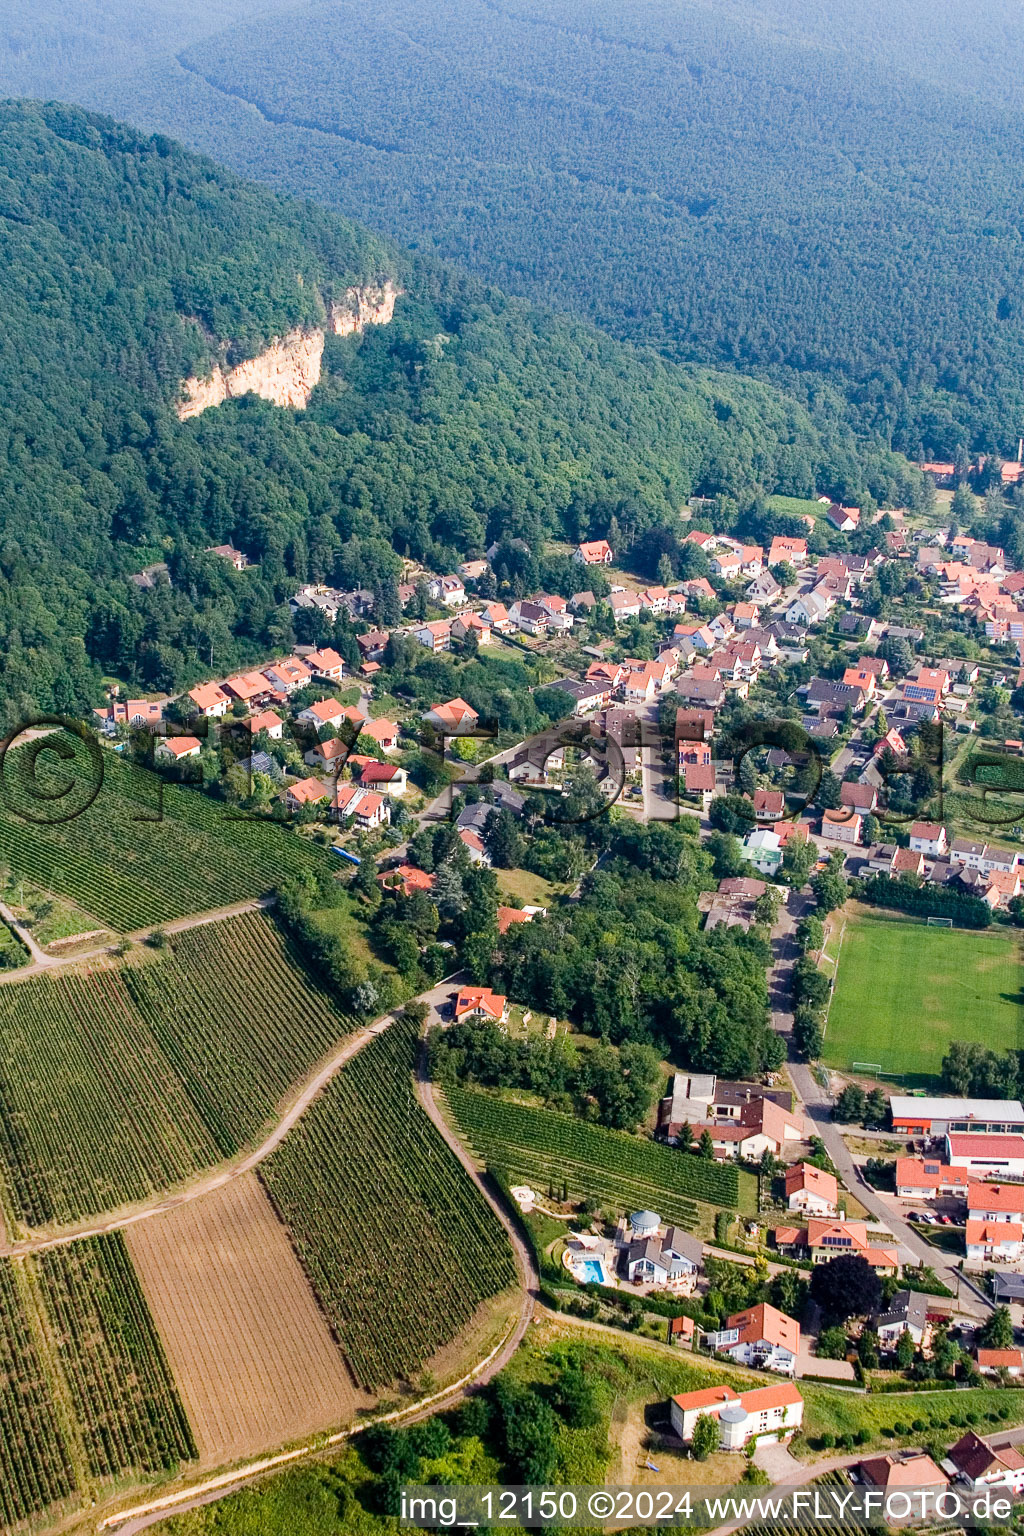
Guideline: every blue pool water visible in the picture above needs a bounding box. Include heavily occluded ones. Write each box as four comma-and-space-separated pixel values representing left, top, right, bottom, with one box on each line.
577, 1259, 606, 1284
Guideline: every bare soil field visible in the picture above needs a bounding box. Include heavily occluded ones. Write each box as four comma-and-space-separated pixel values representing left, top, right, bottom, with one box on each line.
126, 1173, 369, 1467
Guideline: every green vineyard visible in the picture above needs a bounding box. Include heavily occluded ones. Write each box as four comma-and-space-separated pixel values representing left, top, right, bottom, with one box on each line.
36, 1234, 195, 1478
0, 1262, 74, 1527
260, 1017, 518, 1391
0, 912, 356, 1228
0, 740, 333, 930
444, 1087, 751, 1228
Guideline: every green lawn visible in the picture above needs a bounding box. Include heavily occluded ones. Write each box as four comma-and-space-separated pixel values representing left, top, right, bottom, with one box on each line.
768, 493, 829, 522
823, 909, 1023, 1088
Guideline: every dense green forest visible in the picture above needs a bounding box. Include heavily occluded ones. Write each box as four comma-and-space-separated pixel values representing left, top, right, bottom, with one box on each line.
0, 100, 913, 724
6, 0, 1024, 454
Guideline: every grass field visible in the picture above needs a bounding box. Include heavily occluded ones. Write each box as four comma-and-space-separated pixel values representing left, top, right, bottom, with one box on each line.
823, 909, 1023, 1087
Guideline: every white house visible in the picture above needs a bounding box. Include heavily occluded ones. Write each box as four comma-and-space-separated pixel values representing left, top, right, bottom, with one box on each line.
669, 1383, 803, 1451
873, 1291, 930, 1350
909, 821, 947, 858
946, 1134, 1024, 1181
786, 589, 833, 626
428, 574, 467, 607
623, 1227, 704, 1293
785, 1163, 838, 1217
156, 735, 201, 762
741, 828, 782, 874
703, 1303, 800, 1376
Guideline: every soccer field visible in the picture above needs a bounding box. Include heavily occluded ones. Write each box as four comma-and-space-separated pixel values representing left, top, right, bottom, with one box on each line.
823, 910, 1023, 1087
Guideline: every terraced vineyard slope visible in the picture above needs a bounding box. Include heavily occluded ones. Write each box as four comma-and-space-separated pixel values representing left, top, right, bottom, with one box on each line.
0, 739, 334, 931
444, 1086, 756, 1228
260, 1016, 517, 1390
0, 911, 356, 1230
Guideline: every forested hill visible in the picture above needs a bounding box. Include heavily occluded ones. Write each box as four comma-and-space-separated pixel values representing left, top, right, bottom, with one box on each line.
0, 100, 914, 725
125, 0, 1024, 458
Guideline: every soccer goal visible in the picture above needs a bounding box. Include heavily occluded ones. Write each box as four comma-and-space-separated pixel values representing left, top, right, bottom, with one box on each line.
852, 1061, 883, 1074
926, 916, 953, 927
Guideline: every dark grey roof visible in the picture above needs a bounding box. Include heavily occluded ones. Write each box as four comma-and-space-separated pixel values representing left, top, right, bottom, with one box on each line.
874, 1290, 929, 1332
661, 1227, 704, 1266
548, 677, 605, 702
992, 1272, 1024, 1300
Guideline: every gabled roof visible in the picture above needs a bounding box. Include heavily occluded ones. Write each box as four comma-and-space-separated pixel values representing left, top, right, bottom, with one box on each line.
725, 1301, 800, 1353
428, 697, 479, 726
785, 1162, 838, 1204
977, 1348, 1024, 1369
969, 1182, 1024, 1215
949, 1431, 1024, 1481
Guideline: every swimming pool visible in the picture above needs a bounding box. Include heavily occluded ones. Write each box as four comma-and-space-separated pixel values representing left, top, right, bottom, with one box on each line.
576, 1259, 606, 1285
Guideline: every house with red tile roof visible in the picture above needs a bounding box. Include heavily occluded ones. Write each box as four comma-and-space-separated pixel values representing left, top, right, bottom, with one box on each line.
752, 788, 785, 821
826, 504, 861, 532
306, 647, 346, 681
840, 781, 877, 813
683, 762, 716, 809
378, 864, 435, 897
947, 1431, 1024, 1493
704, 1302, 800, 1375
821, 808, 861, 845
358, 762, 407, 796
895, 1157, 975, 1199
413, 619, 453, 652
573, 539, 613, 565
777, 1218, 898, 1272
706, 1095, 805, 1160
977, 1348, 1024, 1376
909, 821, 946, 857
424, 697, 480, 732
785, 1163, 838, 1216
454, 986, 509, 1023
669, 1382, 803, 1449
188, 682, 231, 717
856, 1452, 946, 1493
966, 1219, 1024, 1266
248, 710, 284, 739
297, 697, 352, 731
902, 667, 950, 705
156, 735, 201, 761
768, 536, 807, 567
360, 718, 400, 752
262, 657, 313, 694
452, 611, 492, 646
497, 905, 533, 935
285, 776, 330, 812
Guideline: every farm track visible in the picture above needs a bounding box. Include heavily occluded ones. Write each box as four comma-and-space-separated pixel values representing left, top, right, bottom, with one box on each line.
97, 1045, 537, 1536
0, 1002, 386, 1258
0, 896, 272, 983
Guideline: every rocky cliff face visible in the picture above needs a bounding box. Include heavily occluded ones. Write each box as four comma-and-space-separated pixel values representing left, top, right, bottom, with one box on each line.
177, 282, 401, 420
328, 280, 401, 337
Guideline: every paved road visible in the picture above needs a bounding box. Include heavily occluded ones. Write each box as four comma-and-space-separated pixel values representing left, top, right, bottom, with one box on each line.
786, 1058, 990, 1316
